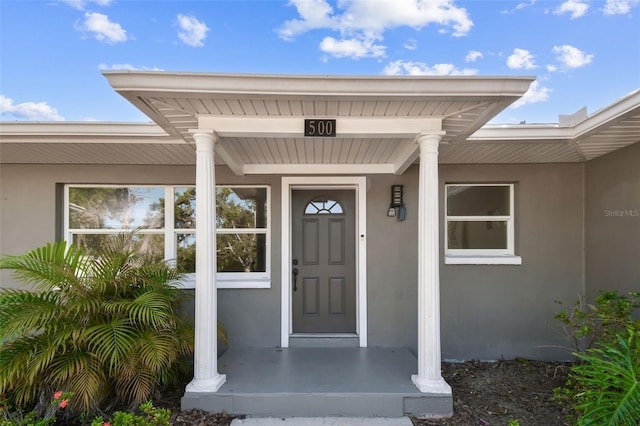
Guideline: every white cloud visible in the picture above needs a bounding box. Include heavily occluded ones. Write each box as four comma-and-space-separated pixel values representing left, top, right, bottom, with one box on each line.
465, 50, 483, 62
501, 0, 537, 14
553, 45, 594, 68
403, 38, 417, 50
79, 12, 127, 43
546, 64, 558, 72
511, 81, 551, 108
99, 63, 163, 71
278, 0, 336, 40
507, 48, 537, 69
554, 0, 589, 18
62, 0, 112, 10
603, 0, 640, 14
320, 36, 386, 58
0, 95, 65, 121
177, 14, 209, 47
382, 60, 478, 76
279, 0, 473, 59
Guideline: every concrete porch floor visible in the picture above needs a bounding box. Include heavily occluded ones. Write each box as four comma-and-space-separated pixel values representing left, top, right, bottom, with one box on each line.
181, 347, 453, 418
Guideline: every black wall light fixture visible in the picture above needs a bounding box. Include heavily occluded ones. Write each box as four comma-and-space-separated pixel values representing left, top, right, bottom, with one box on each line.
387, 184, 406, 221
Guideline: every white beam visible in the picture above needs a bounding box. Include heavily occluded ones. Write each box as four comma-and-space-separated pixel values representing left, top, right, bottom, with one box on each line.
215, 142, 245, 175
244, 163, 396, 175
393, 132, 446, 175
198, 116, 443, 139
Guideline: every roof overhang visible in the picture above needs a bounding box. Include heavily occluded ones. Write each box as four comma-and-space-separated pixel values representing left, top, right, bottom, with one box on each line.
1, 73, 638, 171
462, 89, 640, 163
100, 72, 534, 175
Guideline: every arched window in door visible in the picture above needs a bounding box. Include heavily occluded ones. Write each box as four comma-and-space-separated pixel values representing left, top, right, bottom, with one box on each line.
304, 198, 344, 215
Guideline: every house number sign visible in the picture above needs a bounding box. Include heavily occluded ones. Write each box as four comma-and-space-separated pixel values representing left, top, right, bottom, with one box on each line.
304, 119, 336, 137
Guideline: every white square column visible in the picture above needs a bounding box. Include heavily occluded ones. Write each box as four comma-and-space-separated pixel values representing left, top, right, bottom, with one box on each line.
412, 133, 451, 394
186, 131, 226, 392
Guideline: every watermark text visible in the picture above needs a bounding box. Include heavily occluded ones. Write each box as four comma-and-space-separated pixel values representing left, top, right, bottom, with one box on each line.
603, 209, 639, 217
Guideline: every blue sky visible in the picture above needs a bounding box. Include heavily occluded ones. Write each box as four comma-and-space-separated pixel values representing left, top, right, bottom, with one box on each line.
1, 0, 638, 124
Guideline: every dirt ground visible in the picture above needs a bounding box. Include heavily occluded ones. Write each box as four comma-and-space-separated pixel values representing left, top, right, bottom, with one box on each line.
415, 360, 573, 426
166, 359, 574, 426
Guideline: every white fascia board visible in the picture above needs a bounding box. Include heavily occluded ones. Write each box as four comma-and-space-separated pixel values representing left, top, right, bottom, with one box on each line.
244, 163, 395, 175
198, 116, 443, 139
573, 89, 640, 138
472, 90, 640, 142
470, 125, 574, 141
0, 122, 177, 144
0, 122, 166, 136
104, 71, 535, 99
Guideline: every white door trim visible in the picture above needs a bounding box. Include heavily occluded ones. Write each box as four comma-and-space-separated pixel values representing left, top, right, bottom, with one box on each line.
281, 176, 367, 348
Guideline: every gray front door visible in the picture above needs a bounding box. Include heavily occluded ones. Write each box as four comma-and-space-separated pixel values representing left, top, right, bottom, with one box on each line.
292, 189, 356, 333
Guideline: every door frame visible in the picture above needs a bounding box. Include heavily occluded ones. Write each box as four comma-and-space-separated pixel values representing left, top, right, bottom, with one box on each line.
281, 176, 367, 348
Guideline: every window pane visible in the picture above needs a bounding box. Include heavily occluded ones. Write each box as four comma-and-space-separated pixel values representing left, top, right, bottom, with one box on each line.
176, 233, 196, 273
71, 233, 164, 261
69, 187, 164, 229
447, 221, 507, 249
175, 187, 196, 229
447, 186, 510, 216
216, 187, 267, 229
304, 199, 344, 215
217, 233, 266, 272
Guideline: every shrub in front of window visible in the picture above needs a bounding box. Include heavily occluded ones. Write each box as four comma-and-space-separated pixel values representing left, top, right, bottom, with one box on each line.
0, 234, 194, 415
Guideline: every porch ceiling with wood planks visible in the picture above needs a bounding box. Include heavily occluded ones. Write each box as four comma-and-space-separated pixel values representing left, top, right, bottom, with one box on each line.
102, 72, 535, 175
1, 73, 638, 171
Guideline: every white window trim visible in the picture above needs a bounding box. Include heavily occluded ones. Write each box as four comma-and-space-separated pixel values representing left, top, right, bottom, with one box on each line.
444, 183, 521, 265
64, 184, 271, 288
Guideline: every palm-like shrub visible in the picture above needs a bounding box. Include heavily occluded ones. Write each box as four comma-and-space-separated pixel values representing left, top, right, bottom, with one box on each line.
570, 329, 640, 425
0, 234, 194, 415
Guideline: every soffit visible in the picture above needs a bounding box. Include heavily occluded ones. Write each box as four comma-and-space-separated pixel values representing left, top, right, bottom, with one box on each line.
0, 122, 195, 165
463, 89, 640, 163
2, 76, 638, 169
102, 72, 533, 174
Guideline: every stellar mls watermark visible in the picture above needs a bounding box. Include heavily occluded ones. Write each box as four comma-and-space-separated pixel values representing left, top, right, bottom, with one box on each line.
603, 209, 640, 217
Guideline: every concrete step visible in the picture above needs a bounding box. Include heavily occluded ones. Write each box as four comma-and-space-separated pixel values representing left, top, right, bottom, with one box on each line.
231, 417, 414, 425
289, 334, 359, 348
183, 391, 451, 418
182, 347, 453, 418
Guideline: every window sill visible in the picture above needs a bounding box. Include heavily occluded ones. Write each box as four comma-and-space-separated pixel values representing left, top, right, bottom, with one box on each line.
445, 255, 522, 265
175, 277, 271, 290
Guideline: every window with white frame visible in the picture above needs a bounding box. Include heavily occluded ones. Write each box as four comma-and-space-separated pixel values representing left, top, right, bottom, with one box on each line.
445, 184, 520, 264
65, 185, 270, 287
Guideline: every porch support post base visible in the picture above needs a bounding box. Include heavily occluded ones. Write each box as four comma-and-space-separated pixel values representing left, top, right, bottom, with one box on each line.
185, 374, 227, 393
411, 374, 452, 394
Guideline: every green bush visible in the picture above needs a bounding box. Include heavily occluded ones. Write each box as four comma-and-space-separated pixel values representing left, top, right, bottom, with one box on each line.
570, 329, 640, 425
554, 290, 640, 425
0, 235, 194, 415
90, 401, 170, 426
555, 290, 640, 353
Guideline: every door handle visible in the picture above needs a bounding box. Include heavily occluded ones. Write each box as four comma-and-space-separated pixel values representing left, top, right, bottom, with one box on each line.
292, 268, 299, 292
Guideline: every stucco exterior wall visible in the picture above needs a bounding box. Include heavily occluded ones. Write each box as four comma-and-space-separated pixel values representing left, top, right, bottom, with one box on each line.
365, 163, 585, 361
585, 142, 640, 298
0, 164, 282, 348
439, 163, 585, 361
1, 161, 587, 360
